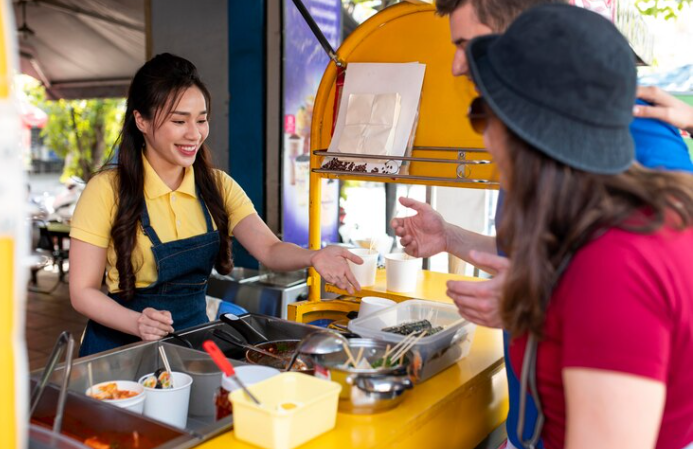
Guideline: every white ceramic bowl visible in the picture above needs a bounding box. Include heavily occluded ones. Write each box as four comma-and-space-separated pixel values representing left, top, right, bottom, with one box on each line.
86, 380, 145, 414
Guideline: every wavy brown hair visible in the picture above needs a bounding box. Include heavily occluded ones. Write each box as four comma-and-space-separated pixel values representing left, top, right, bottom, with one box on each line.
107, 53, 232, 301
434, 0, 567, 32
497, 128, 693, 339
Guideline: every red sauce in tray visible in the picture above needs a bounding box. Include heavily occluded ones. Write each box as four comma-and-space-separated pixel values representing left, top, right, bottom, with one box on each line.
31, 417, 168, 449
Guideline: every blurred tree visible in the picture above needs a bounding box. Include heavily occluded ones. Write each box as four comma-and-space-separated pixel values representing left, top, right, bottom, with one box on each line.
636, 0, 690, 20
20, 76, 124, 182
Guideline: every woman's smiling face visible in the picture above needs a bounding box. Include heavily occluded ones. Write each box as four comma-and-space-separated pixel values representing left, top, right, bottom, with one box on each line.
135, 86, 209, 173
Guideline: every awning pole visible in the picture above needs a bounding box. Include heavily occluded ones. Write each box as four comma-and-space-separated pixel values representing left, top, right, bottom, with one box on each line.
290, 0, 344, 67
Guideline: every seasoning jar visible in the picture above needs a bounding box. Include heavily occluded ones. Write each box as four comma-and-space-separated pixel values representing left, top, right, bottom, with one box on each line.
214, 366, 281, 420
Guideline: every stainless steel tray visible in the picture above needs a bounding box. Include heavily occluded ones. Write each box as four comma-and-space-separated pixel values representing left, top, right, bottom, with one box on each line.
165, 314, 322, 357
29, 380, 196, 449
29, 314, 324, 448
30, 342, 234, 445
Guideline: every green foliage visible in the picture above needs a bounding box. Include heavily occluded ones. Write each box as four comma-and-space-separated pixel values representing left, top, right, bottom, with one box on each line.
635, 0, 690, 20
20, 76, 125, 182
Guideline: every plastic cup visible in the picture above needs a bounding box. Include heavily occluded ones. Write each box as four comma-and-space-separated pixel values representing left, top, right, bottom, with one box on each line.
358, 296, 397, 318
385, 253, 422, 293
347, 248, 378, 287
138, 372, 193, 428
86, 380, 145, 414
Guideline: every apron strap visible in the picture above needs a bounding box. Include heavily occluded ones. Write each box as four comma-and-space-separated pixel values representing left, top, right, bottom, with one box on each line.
196, 186, 215, 233
140, 199, 163, 246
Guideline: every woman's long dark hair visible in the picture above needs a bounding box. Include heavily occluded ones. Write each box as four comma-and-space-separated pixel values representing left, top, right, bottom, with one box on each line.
498, 127, 693, 339
109, 53, 232, 301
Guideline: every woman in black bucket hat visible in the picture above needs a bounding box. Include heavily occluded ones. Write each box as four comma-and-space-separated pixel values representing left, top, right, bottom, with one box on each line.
465, 4, 693, 449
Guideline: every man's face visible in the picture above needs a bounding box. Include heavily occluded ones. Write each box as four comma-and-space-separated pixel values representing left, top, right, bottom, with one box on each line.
449, 3, 493, 77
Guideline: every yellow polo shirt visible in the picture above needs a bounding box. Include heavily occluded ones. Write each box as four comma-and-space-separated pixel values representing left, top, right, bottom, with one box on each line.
70, 157, 257, 292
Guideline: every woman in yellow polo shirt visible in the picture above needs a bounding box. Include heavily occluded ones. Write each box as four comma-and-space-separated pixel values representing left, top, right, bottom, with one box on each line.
69, 53, 362, 356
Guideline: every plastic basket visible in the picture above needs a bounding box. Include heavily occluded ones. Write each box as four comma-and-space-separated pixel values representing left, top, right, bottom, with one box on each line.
348, 299, 476, 382
231, 372, 340, 449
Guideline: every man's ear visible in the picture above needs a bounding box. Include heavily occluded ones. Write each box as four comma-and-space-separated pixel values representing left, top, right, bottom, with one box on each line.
133, 110, 149, 134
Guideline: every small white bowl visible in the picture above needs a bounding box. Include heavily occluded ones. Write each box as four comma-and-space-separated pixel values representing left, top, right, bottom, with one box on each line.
86, 380, 145, 414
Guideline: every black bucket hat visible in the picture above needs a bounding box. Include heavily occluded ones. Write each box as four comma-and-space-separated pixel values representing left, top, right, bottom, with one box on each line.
466, 4, 636, 174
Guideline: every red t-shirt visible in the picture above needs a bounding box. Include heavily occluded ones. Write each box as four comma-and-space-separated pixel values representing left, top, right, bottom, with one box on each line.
510, 223, 693, 449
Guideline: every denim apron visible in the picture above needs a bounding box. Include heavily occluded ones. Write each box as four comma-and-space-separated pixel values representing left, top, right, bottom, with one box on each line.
79, 189, 219, 357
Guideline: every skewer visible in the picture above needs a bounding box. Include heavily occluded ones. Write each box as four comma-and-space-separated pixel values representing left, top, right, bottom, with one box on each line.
390, 330, 427, 362
342, 341, 358, 367
383, 332, 414, 359
442, 317, 466, 331
355, 347, 365, 367
388, 332, 419, 362
379, 330, 421, 367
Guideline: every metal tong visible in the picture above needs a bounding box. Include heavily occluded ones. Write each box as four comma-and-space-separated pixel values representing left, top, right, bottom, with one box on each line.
29, 331, 75, 434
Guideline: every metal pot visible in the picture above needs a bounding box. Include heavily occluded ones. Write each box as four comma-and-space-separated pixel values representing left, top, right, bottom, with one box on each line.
312, 338, 413, 414
245, 340, 315, 375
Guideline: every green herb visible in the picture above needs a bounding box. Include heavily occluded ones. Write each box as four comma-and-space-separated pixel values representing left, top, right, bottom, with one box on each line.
372, 357, 393, 369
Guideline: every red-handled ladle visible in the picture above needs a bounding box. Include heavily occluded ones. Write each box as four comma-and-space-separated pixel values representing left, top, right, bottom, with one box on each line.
202, 340, 262, 406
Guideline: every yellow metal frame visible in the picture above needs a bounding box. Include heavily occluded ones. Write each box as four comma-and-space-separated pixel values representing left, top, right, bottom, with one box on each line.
288, 2, 497, 320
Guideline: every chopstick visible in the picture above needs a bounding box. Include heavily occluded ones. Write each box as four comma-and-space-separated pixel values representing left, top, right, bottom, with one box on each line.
158, 345, 174, 388
87, 362, 94, 395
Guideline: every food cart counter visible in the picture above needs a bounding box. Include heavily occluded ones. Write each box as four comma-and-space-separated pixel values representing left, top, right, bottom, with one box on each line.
196, 327, 507, 449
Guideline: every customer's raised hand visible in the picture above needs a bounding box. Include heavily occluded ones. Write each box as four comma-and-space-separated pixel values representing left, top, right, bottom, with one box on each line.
446, 251, 509, 329
390, 197, 448, 258
311, 245, 362, 294
634, 86, 693, 133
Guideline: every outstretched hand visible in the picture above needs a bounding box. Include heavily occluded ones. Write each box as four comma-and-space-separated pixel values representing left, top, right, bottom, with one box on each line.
390, 197, 448, 258
311, 245, 362, 294
634, 85, 693, 133
446, 250, 509, 329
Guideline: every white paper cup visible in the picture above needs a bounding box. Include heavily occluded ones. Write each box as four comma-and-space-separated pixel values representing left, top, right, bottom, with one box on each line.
138, 372, 193, 428
347, 248, 378, 287
355, 235, 394, 256
86, 380, 145, 414
385, 253, 422, 293
358, 296, 397, 318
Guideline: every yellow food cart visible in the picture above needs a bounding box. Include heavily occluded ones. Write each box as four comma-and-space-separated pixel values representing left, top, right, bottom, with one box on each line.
200, 3, 507, 448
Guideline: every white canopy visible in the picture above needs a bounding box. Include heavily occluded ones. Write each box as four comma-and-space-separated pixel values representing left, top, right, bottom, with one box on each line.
14, 0, 145, 99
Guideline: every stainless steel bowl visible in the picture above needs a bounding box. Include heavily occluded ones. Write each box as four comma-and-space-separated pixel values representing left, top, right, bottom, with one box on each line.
312, 338, 413, 414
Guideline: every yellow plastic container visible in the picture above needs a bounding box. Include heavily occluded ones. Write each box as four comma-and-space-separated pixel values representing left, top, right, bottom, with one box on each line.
230, 372, 341, 449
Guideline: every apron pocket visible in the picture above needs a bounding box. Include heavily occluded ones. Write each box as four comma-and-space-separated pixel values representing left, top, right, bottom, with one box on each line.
162, 280, 208, 295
